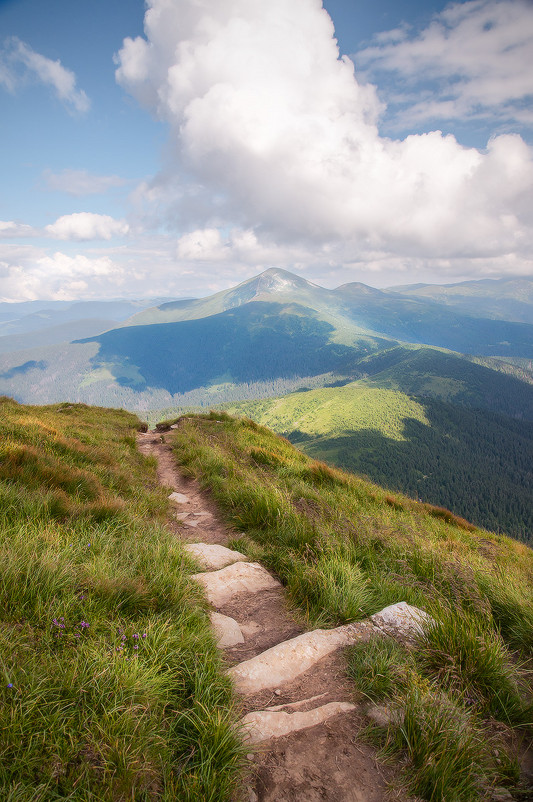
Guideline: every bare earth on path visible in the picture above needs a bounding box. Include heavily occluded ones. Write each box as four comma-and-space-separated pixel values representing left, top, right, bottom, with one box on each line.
137, 431, 412, 802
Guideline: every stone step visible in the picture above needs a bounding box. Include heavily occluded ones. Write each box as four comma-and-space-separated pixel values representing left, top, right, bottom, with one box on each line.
228, 621, 375, 696
168, 491, 190, 504
192, 561, 281, 607
210, 611, 245, 647
241, 701, 356, 744
185, 542, 249, 571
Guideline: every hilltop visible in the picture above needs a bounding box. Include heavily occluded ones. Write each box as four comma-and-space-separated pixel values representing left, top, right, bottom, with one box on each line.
0, 399, 532, 800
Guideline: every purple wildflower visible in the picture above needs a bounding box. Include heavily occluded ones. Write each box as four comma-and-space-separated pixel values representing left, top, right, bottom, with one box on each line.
7, 683, 13, 689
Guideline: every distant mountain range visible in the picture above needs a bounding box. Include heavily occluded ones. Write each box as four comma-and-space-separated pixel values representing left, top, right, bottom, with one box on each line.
0, 269, 532, 414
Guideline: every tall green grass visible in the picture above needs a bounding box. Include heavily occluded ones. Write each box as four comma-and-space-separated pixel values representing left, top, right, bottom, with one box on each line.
169, 411, 533, 800
0, 399, 244, 800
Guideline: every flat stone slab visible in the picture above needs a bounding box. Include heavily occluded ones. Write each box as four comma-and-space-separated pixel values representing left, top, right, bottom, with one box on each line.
241, 701, 356, 744
228, 621, 374, 696
185, 543, 248, 571
370, 602, 432, 641
192, 562, 281, 608
168, 492, 190, 504
210, 611, 245, 648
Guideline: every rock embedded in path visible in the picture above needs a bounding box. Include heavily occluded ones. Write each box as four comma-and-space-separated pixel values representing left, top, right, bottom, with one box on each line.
210, 611, 245, 647
241, 701, 356, 744
192, 561, 281, 607
168, 491, 190, 504
370, 601, 432, 641
228, 621, 375, 696
185, 543, 248, 571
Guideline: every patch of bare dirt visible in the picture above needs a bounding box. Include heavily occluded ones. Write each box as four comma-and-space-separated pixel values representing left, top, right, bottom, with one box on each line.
249, 708, 403, 802
222, 588, 304, 664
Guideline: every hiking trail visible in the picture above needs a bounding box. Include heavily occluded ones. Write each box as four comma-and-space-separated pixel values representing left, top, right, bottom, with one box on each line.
137, 430, 419, 802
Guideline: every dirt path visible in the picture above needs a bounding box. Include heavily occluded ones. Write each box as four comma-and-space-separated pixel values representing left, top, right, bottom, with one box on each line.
137, 430, 409, 802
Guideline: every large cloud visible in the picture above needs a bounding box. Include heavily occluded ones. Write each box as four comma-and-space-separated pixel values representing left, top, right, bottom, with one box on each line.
115, 0, 533, 277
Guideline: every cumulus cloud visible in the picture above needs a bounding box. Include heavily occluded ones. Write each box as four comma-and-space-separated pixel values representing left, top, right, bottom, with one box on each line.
0, 37, 89, 113
43, 169, 126, 196
0, 244, 123, 301
114, 0, 533, 279
45, 213, 129, 241
356, 0, 533, 128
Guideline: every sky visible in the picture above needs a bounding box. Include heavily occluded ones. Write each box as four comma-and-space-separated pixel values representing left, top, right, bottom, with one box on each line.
0, 0, 532, 301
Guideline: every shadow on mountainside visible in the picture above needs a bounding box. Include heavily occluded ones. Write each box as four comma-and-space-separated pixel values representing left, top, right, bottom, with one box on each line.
78, 303, 362, 393
289, 400, 533, 543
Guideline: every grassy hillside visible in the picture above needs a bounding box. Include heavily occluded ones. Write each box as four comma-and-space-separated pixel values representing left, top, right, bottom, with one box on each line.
226, 382, 533, 542
169, 412, 533, 801
0, 398, 243, 800
359, 346, 533, 420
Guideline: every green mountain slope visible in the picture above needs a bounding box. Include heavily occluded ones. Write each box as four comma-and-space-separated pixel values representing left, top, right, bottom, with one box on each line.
227, 383, 533, 541
80, 302, 387, 393
358, 346, 533, 419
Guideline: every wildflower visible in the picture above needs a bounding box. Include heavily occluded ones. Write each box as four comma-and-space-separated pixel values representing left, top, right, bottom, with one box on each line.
142, 633, 147, 639
79, 621, 89, 628
134, 645, 139, 650
7, 683, 13, 689
133, 633, 139, 640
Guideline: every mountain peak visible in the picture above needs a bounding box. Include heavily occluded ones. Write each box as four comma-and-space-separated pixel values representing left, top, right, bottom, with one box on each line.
252, 268, 318, 294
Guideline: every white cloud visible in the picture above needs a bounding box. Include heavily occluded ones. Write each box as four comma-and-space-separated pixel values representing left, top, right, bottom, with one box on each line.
0, 221, 36, 239
0, 37, 89, 113
356, 0, 533, 127
45, 213, 129, 241
0, 245, 123, 301
114, 0, 533, 280
43, 169, 126, 196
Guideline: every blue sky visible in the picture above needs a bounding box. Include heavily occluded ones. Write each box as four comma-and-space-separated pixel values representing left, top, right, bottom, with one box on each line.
0, 0, 532, 300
